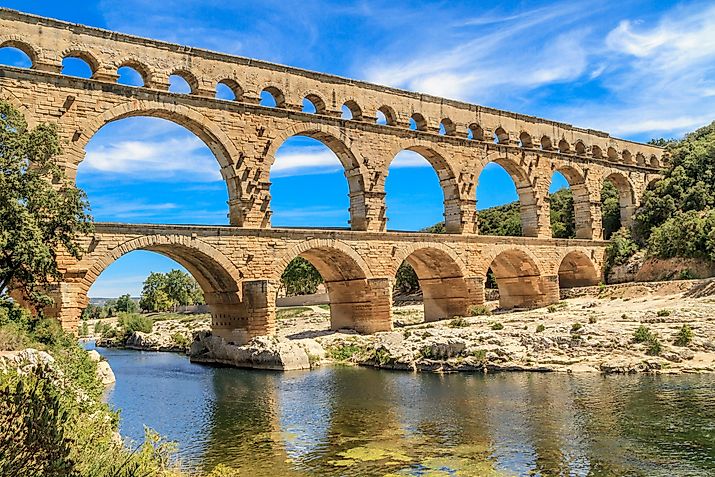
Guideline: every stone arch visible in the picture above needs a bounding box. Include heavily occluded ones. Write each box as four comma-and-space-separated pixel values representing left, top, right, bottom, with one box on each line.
0, 36, 38, 67
557, 250, 600, 288
558, 139, 570, 153
60, 48, 100, 76
410, 112, 428, 131
483, 247, 553, 309
622, 149, 633, 164
115, 58, 152, 87
75, 99, 243, 223
261, 85, 286, 108
302, 91, 327, 114
601, 171, 636, 231
494, 126, 509, 144
342, 99, 362, 120
468, 123, 485, 141
607, 146, 619, 162
440, 118, 456, 135
650, 154, 660, 168
169, 69, 199, 94
519, 131, 534, 148
387, 140, 462, 233
540, 135, 553, 150
574, 140, 587, 155
216, 78, 243, 100
480, 151, 540, 237
265, 122, 368, 229
591, 145, 603, 159
394, 244, 471, 322
377, 105, 397, 126
272, 239, 389, 333
551, 163, 594, 239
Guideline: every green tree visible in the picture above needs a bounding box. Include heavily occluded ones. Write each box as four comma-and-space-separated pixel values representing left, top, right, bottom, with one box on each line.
114, 294, 137, 313
601, 180, 621, 240
549, 188, 576, 238
395, 261, 419, 293
139, 272, 167, 312
478, 202, 522, 236
281, 257, 323, 296
164, 269, 202, 307
0, 101, 92, 308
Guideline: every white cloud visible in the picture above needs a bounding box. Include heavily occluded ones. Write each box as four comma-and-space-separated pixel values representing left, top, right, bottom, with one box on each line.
391, 150, 431, 168
271, 147, 343, 177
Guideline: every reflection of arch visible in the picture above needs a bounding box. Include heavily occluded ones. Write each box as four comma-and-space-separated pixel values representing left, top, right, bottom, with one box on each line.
557, 250, 599, 288
0, 36, 38, 66
395, 244, 469, 322
388, 140, 462, 233
551, 164, 593, 239
484, 248, 547, 309
481, 152, 539, 237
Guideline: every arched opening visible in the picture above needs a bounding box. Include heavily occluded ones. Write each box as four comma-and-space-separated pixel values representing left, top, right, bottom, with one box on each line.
269, 134, 355, 228
574, 141, 587, 155
216, 79, 242, 101
61, 55, 95, 78
77, 116, 230, 225
394, 247, 469, 323
488, 249, 548, 309
117, 65, 146, 87
558, 251, 599, 288
0, 41, 34, 68
494, 127, 509, 144
601, 173, 634, 239
277, 243, 388, 333
636, 153, 646, 166
540, 136, 553, 150
607, 147, 619, 162
341, 100, 362, 120
386, 146, 460, 233
477, 159, 537, 237
439, 118, 456, 136
376, 105, 397, 126
650, 155, 660, 168
468, 123, 485, 141
169, 71, 197, 94
409, 113, 427, 131
549, 166, 592, 239
302, 94, 326, 114
592, 145, 603, 159
558, 139, 570, 153
261, 87, 286, 108
622, 150, 633, 164
519, 131, 533, 148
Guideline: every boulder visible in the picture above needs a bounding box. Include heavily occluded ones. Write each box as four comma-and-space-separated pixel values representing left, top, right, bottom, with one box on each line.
96, 360, 116, 385
0, 348, 54, 374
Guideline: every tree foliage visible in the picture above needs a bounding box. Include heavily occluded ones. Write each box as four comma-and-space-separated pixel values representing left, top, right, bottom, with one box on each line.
280, 257, 323, 296
114, 294, 137, 314
139, 270, 203, 312
0, 101, 92, 308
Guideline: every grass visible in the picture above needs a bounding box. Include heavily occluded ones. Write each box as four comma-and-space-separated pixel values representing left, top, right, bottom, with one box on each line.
571, 323, 583, 333
633, 325, 662, 356
327, 343, 365, 362
490, 322, 504, 331
657, 309, 672, 317
468, 305, 491, 316
448, 316, 470, 328
536, 324, 545, 333
276, 307, 312, 320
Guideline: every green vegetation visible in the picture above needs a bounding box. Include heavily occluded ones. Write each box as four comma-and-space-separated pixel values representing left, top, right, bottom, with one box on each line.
118, 313, 153, 339
674, 325, 693, 347
490, 322, 504, 331
657, 309, 672, 317
571, 323, 583, 333
536, 324, 546, 333
604, 228, 640, 275
633, 325, 654, 343
468, 305, 491, 316
632, 325, 662, 355
139, 270, 204, 312
276, 307, 312, 320
327, 343, 365, 362
448, 316, 470, 328
280, 257, 323, 296
115, 294, 137, 313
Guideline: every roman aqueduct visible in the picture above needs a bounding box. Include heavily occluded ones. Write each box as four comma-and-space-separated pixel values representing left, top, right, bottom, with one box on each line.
0, 9, 666, 342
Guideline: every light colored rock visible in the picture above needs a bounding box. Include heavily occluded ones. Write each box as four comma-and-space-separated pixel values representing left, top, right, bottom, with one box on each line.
96, 360, 116, 385
87, 349, 101, 362
0, 348, 55, 374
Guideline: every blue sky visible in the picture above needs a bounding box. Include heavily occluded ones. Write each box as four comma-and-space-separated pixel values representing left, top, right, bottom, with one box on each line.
2, 0, 714, 297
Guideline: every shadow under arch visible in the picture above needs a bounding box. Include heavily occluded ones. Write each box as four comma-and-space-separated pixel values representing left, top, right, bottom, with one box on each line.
265, 122, 369, 230
550, 164, 594, 239
82, 234, 242, 329
273, 239, 390, 334
557, 250, 600, 288
74, 99, 244, 224
387, 140, 463, 233
480, 151, 539, 237
393, 243, 472, 322
484, 247, 553, 309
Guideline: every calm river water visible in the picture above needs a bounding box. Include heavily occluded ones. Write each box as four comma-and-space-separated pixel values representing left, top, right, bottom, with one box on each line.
93, 345, 715, 476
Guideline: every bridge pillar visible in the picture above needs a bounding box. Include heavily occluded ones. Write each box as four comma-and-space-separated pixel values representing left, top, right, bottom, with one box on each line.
326, 277, 392, 333
211, 279, 277, 345
41, 282, 88, 334
496, 274, 560, 309
349, 190, 386, 231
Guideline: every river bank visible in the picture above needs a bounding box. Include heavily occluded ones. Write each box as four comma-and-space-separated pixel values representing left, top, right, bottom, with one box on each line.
92, 279, 715, 375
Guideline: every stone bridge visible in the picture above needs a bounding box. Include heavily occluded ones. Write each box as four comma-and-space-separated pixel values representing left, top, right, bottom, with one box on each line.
0, 9, 665, 341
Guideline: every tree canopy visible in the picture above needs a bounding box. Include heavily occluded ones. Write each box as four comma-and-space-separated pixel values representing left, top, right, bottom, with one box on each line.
139, 270, 204, 312
0, 101, 92, 309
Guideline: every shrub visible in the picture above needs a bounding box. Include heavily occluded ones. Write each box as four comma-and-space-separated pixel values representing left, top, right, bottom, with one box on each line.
0, 323, 32, 352
547, 305, 558, 313
679, 269, 695, 280
468, 305, 491, 316
633, 325, 654, 343
448, 316, 469, 328
571, 323, 583, 333
674, 325, 693, 347
604, 228, 639, 276
119, 313, 153, 340
657, 309, 672, 317
327, 343, 364, 362
536, 324, 545, 333
32, 318, 73, 348
490, 322, 504, 331
646, 337, 662, 356
470, 349, 488, 363
171, 332, 190, 349
588, 316, 597, 324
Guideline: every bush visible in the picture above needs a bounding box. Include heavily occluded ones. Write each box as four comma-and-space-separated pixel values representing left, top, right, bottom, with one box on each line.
536, 324, 545, 333
588, 316, 597, 324
571, 323, 583, 333
118, 313, 153, 340
490, 322, 504, 331
657, 309, 672, 317
171, 332, 189, 349
604, 228, 639, 276
632, 325, 662, 356
646, 337, 662, 356
674, 325, 693, 347
633, 325, 654, 343
448, 316, 469, 328
327, 343, 364, 362
468, 305, 491, 316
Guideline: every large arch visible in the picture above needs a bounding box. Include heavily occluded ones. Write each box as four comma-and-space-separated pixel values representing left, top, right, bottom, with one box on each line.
74, 100, 243, 224
557, 250, 600, 288
272, 239, 390, 333
484, 248, 554, 309
601, 172, 636, 232
479, 152, 540, 237
387, 140, 463, 233
550, 164, 594, 239
265, 123, 368, 230
393, 244, 471, 322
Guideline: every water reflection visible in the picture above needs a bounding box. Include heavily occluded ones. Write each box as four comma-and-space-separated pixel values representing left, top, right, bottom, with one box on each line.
98, 347, 715, 476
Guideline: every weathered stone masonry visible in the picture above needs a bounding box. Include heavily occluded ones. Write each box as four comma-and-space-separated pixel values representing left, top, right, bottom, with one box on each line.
0, 9, 663, 342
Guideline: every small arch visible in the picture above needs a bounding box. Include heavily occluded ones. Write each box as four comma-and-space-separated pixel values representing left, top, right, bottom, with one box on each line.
558, 251, 600, 288
169, 70, 199, 94
486, 249, 548, 309
61, 51, 99, 79
540, 135, 553, 150
439, 118, 456, 136
410, 113, 427, 131
636, 153, 646, 166
607, 146, 619, 162
591, 145, 603, 159
260, 86, 286, 108
376, 105, 397, 126
0, 39, 36, 68
558, 139, 570, 153
342, 100, 362, 120
519, 131, 533, 148
574, 141, 587, 155
494, 127, 509, 144
216, 79, 243, 101
650, 155, 660, 168
468, 123, 485, 141
117, 64, 146, 87
302, 93, 327, 114
622, 149, 633, 164
601, 172, 636, 238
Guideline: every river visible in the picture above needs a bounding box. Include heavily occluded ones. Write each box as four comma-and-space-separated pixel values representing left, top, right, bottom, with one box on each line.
93, 345, 715, 476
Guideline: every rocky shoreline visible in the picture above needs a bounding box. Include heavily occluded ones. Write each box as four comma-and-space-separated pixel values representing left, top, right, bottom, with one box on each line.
92, 279, 715, 375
